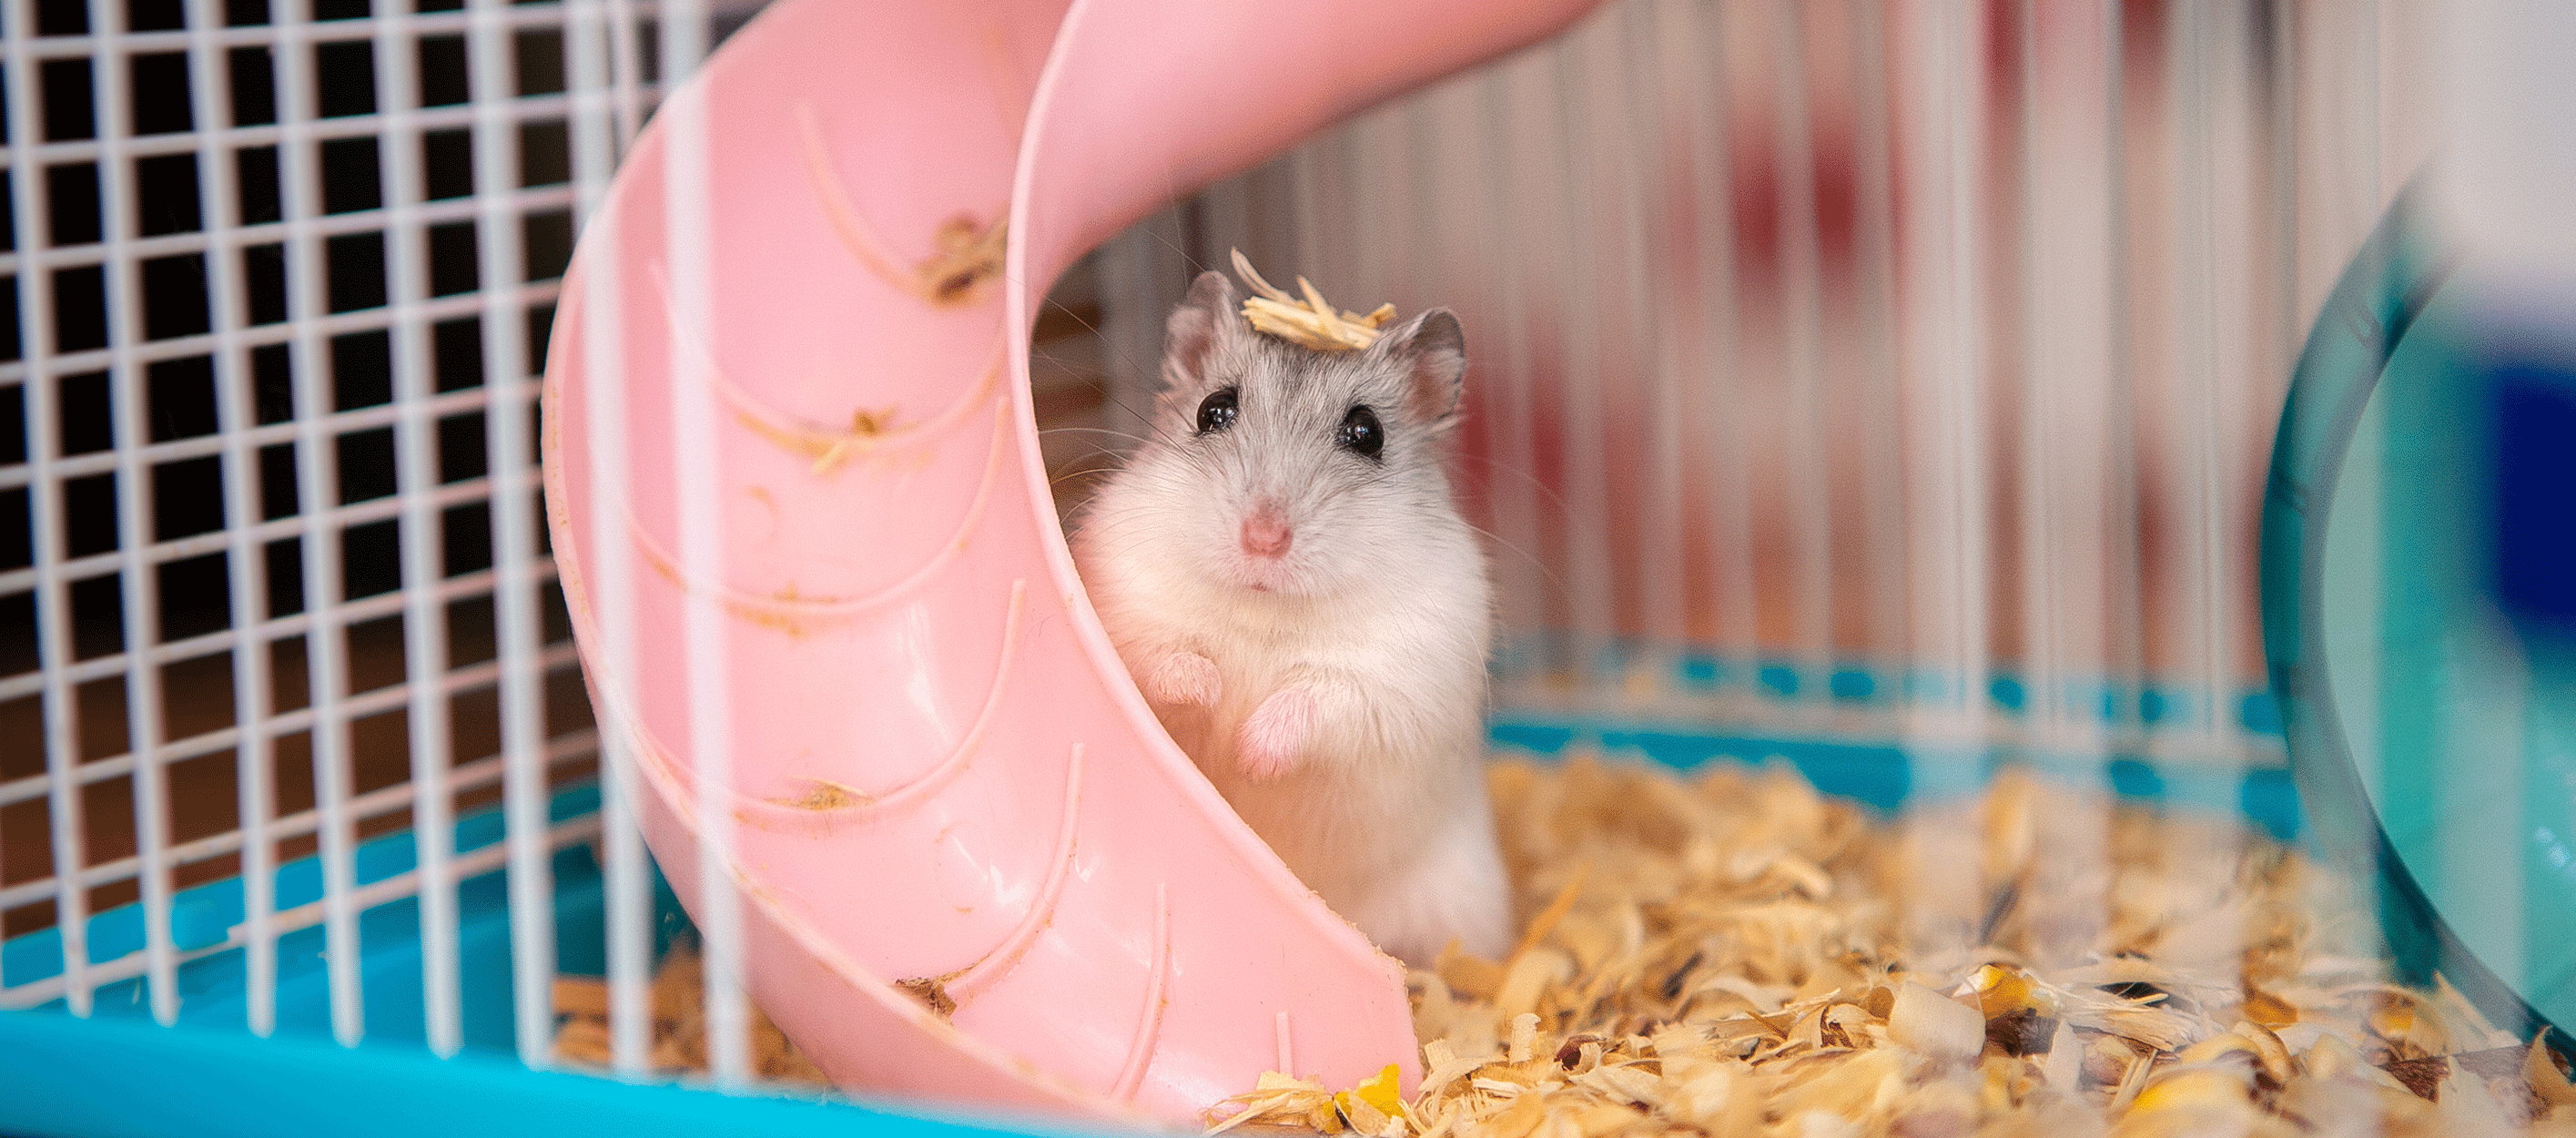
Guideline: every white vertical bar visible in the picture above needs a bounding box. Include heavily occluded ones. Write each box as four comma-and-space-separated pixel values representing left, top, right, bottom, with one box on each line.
179, 0, 281, 1037
1638, 0, 1693, 665
1894, 0, 1992, 962
1475, 60, 1543, 645
1323, 123, 1364, 300
2364, 0, 2383, 211
2015, 0, 2116, 966
564, 0, 652, 1079
1092, 211, 1185, 452
2171, 0, 2227, 750
1851, 0, 1908, 688
606, 0, 644, 151
1506, 52, 1570, 664
1551, 25, 1616, 683
1288, 146, 1326, 300
463, 0, 556, 1065
2211, 1, 2263, 758
1943, 0, 1988, 740
374, 0, 464, 1058
658, 0, 747, 1085
1399, 84, 1464, 404
2101, 0, 2144, 746
1951, 0, 1990, 742
2014, 0, 2051, 743
2166, 2, 2253, 996
1618, 0, 1686, 677
2268, 0, 2297, 389
1770, 0, 1831, 702
1345, 110, 1400, 316
90, 0, 185, 1025
1587, 1, 1646, 686
1332, 123, 1368, 304
1195, 167, 1252, 275
1900, 0, 1989, 743
1688, 0, 1753, 685
275, 0, 368, 1047
4, 0, 96, 1014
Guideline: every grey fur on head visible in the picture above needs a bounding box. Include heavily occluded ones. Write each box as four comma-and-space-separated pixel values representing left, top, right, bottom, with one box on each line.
1161, 270, 1466, 438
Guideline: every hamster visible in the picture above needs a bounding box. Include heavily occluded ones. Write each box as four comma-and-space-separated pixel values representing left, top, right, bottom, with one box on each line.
1072, 269, 1514, 967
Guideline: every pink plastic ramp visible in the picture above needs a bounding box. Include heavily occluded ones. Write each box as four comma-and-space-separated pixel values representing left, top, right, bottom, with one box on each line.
542, 0, 1598, 1122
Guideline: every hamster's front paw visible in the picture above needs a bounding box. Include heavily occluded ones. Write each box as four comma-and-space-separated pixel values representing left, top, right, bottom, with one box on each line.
1142, 651, 1222, 706
1237, 686, 1315, 781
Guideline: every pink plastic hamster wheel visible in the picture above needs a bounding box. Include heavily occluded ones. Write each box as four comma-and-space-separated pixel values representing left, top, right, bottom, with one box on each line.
540, 0, 1599, 1123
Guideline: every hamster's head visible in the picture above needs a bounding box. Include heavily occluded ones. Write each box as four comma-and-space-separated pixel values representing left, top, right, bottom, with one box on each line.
1103, 270, 1472, 600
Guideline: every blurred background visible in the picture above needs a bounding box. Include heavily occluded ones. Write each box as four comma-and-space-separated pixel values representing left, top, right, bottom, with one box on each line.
1049, 0, 2435, 785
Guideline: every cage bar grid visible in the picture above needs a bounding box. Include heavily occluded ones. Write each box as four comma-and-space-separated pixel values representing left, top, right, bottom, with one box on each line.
0, 721, 592, 909
0, 0, 664, 1046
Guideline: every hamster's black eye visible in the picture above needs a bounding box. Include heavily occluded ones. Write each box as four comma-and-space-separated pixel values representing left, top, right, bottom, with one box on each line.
1336, 404, 1383, 460
1196, 387, 1239, 434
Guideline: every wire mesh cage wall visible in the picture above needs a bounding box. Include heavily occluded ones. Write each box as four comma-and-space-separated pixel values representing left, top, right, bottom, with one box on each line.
1082, 0, 2419, 774
0, 0, 778, 1051
0, 0, 2511, 1127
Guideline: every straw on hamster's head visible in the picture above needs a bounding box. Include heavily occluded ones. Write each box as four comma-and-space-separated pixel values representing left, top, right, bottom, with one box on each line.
1104, 270, 1470, 600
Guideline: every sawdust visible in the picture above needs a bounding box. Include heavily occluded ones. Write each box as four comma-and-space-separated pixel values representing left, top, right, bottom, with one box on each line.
549, 940, 833, 1085
1212, 755, 2576, 1138
551, 754, 2575, 1135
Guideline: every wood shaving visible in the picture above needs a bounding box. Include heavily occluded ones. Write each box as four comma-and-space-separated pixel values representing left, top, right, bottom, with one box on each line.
548, 940, 832, 1086
1232, 249, 1398, 351
796, 101, 1007, 309
1209, 754, 2576, 1138
896, 975, 958, 1021
917, 214, 1009, 307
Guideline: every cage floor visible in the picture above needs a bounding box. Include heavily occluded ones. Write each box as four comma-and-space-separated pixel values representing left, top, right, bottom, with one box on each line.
4, 723, 2315, 1138
524, 753, 2567, 1137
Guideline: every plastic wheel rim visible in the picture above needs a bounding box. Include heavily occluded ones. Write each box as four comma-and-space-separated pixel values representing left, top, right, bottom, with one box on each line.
2262, 185, 2576, 1059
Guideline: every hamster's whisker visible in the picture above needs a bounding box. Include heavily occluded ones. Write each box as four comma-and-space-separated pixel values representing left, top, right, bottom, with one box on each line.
1039, 298, 1158, 388
1049, 466, 1115, 489
1455, 519, 1566, 591
1082, 384, 1173, 439
1139, 224, 1209, 279
1451, 452, 1578, 526
1038, 294, 1106, 338
1039, 426, 1156, 447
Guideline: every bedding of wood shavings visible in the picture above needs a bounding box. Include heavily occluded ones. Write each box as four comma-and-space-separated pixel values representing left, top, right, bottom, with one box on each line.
1212, 756, 2576, 1138
550, 940, 833, 1085
553, 755, 2576, 1136
1232, 249, 1398, 351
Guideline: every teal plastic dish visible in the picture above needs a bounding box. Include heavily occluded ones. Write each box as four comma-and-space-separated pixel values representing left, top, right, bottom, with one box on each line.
2263, 187, 2576, 1057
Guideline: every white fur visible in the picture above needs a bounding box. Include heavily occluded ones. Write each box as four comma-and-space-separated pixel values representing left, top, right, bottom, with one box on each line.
1071, 275, 1513, 966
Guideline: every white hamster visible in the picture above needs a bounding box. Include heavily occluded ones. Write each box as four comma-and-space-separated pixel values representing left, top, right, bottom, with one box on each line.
1073, 269, 1513, 967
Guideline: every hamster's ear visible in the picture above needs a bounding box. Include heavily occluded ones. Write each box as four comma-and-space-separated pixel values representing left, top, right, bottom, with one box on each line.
1374, 308, 1467, 430
1161, 271, 1241, 391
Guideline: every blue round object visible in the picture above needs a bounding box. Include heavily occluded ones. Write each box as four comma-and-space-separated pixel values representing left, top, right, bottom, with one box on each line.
2264, 188, 2576, 1057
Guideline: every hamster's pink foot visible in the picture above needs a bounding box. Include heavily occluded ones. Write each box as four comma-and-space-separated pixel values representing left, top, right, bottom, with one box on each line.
1143, 651, 1222, 706
1238, 687, 1315, 781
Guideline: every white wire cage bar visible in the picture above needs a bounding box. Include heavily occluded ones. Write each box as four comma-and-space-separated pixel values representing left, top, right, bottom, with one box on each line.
0, 0, 764, 1062
0, 0, 2462, 1113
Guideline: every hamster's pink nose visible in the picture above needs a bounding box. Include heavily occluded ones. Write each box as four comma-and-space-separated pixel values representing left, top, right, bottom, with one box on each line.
1240, 511, 1293, 560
